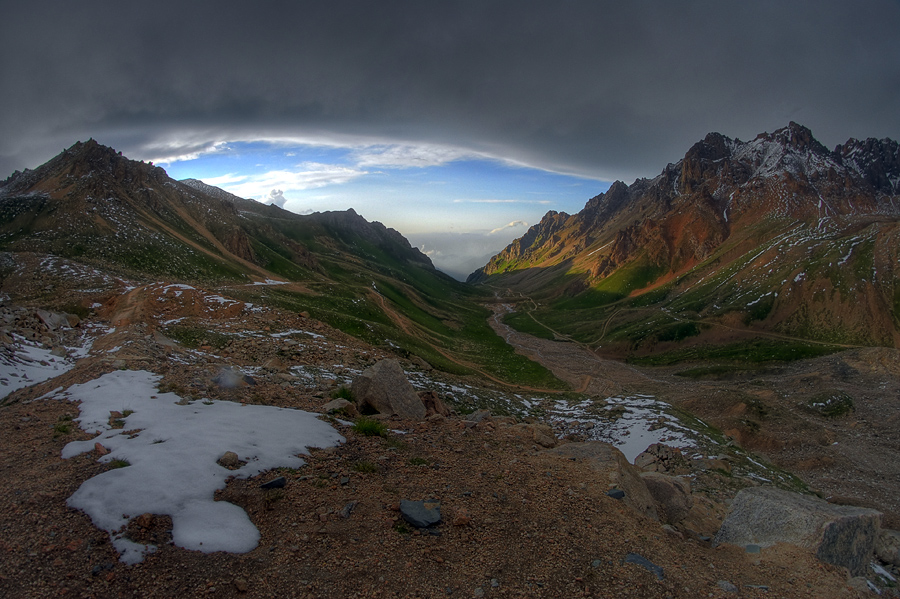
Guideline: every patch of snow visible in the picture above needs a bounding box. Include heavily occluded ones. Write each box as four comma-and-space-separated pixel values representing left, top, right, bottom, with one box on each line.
247, 279, 289, 286
547, 394, 696, 462
271, 329, 324, 340
52, 370, 343, 564
0, 337, 75, 400
872, 562, 896, 583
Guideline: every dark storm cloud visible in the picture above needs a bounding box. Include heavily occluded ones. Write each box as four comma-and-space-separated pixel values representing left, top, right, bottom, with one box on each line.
2, 1, 900, 181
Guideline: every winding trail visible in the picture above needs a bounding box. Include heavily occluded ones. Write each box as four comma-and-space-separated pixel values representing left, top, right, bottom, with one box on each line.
486, 303, 661, 397
369, 289, 562, 393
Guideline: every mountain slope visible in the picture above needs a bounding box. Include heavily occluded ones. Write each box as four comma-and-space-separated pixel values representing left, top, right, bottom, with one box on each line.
0, 140, 562, 388
470, 123, 900, 356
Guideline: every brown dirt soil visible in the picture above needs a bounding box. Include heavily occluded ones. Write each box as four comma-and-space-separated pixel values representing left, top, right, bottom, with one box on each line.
0, 283, 888, 598
0, 391, 867, 599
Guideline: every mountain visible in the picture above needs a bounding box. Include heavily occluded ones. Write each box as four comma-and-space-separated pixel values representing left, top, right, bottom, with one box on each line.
0, 140, 560, 388
0, 140, 436, 281
470, 123, 900, 357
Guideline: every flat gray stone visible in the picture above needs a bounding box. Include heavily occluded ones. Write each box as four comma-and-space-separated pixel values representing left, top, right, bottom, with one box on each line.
260, 476, 286, 489
400, 499, 441, 528
623, 552, 664, 580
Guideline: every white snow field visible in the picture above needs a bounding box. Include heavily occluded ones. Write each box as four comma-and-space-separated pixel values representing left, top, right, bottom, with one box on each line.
48, 370, 343, 563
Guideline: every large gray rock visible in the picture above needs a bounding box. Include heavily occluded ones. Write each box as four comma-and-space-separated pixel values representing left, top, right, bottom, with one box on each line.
875, 529, 900, 567
35, 309, 70, 331
640, 472, 692, 524
713, 486, 882, 576
351, 359, 426, 420
544, 442, 658, 521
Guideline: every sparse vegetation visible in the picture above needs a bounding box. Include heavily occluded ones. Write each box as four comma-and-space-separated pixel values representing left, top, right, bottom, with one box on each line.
351, 416, 388, 437
53, 414, 74, 436
164, 326, 232, 350
108, 459, 131, 469
352, 460, 378, 473
330, 386, 354, 401
806, 392, 854, 418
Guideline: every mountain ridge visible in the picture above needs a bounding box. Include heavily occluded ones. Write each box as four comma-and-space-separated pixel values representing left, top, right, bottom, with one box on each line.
0, 139, 566, 388
469, 123, 900, 354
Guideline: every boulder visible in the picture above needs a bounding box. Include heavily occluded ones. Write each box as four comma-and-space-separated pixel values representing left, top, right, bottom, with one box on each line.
35, 309, 69, 331
633, 443, 690, 474
875, 529, 900, 567
544, 442, 658, 520
466, 409, 492, 423
351, 360, 426, 420
212, 368, 244, 389
713, 486, 882, 576
419, 390, 450, 418
322, 398, 358, 418
640, 472, 692, 524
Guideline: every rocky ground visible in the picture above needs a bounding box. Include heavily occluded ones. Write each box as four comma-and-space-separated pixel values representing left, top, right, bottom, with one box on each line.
0, 254, 898, 597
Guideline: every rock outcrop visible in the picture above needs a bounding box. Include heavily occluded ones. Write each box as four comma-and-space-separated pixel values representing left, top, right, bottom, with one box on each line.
351, 359, 426, 420
876, 528, 900, 567
640, 472, 692, 525
544, 442, 658, 520
713, 486, 883, 576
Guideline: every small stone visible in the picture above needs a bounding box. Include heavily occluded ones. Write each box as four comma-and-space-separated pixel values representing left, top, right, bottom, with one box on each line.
607, 489, 626, 500
135, 513, 154, 529
717, 580, 738, 593
234, 579, 248, 593
340, 501, 359, 518
94, 443, 109, 456
400, 499, 441, 528
217, 451, 241, 469
745, 544, 761, 554
473, 588, 484, 598
261, 476, 286, 489
452, 508, 472, 527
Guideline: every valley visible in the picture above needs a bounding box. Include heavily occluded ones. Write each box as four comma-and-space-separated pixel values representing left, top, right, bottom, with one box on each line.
2, 126, 900, 597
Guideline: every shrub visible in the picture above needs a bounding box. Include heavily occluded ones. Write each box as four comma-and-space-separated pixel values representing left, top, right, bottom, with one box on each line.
53, 415, 74, 436
352, 461, 378, 473
351, 416, 388, 437
330, 386, 354, 401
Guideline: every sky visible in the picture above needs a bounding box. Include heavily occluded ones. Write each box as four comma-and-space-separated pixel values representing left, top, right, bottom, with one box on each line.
2, 1, 899, 279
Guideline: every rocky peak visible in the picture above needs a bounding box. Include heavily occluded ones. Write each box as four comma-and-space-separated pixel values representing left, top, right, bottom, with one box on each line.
760, 121, 831, 155
836, 136, 900, 193
2, 139, 168, 199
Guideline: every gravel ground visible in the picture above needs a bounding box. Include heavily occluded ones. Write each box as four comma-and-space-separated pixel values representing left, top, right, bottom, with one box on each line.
0, 281, 887, 598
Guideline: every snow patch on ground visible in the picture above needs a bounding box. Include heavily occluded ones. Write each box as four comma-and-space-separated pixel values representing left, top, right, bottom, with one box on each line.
547, 394, 698, 462
0, 336, 74, 399
50, 370, 343, 564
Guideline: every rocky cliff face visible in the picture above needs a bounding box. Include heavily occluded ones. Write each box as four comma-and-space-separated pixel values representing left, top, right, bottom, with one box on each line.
472, 123, 900, 284
470, 123, 900, 349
